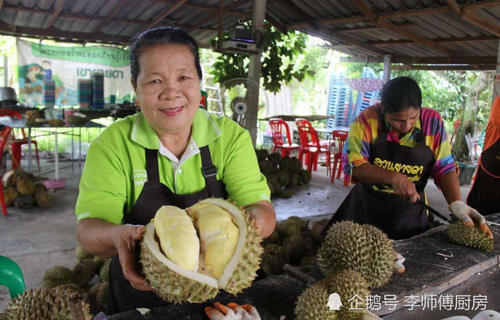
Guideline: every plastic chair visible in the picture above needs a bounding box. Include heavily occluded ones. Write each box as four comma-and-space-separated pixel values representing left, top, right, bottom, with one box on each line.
0, 255, 25, 298
0, 126, 13, 216
295, 118, 330, 172
0, 109, 41, 171
269, 119, 300, 157
330, 130, 349, 185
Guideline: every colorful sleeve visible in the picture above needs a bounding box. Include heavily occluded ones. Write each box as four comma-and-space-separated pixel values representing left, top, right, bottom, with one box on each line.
421, 109, 456, 184
342, 106, 379, 182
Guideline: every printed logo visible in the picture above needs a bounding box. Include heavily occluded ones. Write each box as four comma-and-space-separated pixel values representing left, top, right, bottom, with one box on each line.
327, 293, 343, 311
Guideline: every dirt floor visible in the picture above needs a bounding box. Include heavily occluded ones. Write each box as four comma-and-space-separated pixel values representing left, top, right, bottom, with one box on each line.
0, 154, 472, 313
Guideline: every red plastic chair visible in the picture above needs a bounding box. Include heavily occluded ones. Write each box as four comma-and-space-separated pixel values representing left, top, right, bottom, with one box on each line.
0, 110, 40, 171
295, 118, 330, 172
330, 130, 349, 185
0, 126, 13, 216
269, 119, 300, 157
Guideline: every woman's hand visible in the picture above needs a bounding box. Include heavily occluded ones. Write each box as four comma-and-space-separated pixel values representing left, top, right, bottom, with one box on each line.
113, 224, 152, 291
244, 201, 276, 238
391, 172, 420, 202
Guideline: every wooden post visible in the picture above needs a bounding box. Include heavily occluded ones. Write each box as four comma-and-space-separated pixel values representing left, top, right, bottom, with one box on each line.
247, 0, 266, 146
383, 54, 391, 83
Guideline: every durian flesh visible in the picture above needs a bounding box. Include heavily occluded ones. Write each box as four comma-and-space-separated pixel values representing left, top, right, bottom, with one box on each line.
141, 198, 263, 303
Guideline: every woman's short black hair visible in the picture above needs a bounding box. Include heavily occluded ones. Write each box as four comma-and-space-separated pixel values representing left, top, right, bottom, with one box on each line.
381, 76, 422, 113
129, 26, 202, 86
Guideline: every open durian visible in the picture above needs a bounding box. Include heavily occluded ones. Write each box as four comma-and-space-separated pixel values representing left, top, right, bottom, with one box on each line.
140, 198, 263, 303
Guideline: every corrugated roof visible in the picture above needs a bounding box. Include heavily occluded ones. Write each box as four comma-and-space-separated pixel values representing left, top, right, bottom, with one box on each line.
0, 0, 497, 69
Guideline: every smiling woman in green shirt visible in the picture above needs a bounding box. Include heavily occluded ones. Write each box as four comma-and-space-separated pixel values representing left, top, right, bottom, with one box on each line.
74, 27, 276, 313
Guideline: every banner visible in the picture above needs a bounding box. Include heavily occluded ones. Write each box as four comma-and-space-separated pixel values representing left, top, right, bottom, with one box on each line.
17, 39, 133, 107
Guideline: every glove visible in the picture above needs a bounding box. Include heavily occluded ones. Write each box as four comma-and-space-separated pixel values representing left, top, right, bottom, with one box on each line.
449, 201, 493, 239
205, 302, 261, 320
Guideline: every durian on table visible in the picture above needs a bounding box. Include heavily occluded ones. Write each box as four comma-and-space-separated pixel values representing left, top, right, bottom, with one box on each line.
140, 198, 263, 303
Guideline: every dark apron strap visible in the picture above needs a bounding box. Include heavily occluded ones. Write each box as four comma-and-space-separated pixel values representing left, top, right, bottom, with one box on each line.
145, 148, 160, 183
200, 145, 221, 197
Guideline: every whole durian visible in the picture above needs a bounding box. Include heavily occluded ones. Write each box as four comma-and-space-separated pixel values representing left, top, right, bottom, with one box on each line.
42, 265, 73, 289
4, 187, 18, 207
278, 218, 302, 238
34, 191, 52, 208
88, 282, 109, 315
260, 244, 288, 276
283, 234, 308, 264
140, 198, 263, 303
325, 269, 370, 320
75, 244, 94, 261
2, 286, 92, 320
294, 281, 338, 320
317, 221, 394, 288
99, 259, 111, 283
447, 221, 494, 252
15, 177, 35, 195
72, 259, 98, 287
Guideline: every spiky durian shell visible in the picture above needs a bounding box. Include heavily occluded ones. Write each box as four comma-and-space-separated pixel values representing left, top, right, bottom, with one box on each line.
3, 286, 91, 320
325, 269, 370, 320
283, 234, 308, 264
98, 259, 111, 283
295, 281, 338, 320
42, 265, 73, 289
261, 244, 288, 276
88, 282, 109, 315
140, 199, 263, 303
72, 259, 97, 287
278, 219, 302, 238
317, 221, 394, 288
447, 221, 494, 252
75, 244, 94, 262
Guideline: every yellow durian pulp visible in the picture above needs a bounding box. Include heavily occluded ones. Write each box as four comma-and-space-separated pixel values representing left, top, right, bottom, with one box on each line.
188, 202, 239, 278
154, 206, 200, 272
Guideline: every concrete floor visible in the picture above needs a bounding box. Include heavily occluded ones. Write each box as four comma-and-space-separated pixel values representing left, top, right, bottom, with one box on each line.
0, 156, 471, 312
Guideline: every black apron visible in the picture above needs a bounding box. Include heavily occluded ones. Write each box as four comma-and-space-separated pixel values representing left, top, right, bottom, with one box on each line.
108, 146, 227, 314
467, 138, 500, 215
325, 110, 435, 240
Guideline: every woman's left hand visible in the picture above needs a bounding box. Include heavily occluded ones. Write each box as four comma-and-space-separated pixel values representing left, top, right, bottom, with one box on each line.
244, 201, 277, 238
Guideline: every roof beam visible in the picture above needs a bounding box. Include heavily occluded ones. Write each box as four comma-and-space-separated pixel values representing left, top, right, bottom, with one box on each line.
305, 26, 388, 56
393, 64, 496, 71
44, 0, 68, 29
290, 1, 500, 28
145, 0, 189, 30
367, 35, 498, 46
350, 0, 454, 56
0, 23, 129, 44
340, 55, 497, 64
188, 0, 245, 32
444, 0, 500, 37
92, 1, 128, 32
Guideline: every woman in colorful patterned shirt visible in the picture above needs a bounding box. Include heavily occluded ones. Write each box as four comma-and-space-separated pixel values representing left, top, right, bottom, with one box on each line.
325, 77, 492, 240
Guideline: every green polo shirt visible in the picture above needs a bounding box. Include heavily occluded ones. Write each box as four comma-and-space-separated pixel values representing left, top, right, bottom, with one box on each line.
75, 109, 270, 225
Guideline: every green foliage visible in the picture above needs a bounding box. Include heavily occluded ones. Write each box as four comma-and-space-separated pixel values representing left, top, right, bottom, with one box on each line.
210, 23, 311, 93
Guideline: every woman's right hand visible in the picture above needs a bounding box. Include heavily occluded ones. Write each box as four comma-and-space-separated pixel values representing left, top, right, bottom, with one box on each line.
113, 224, 152, 291
391, 173, 420, 203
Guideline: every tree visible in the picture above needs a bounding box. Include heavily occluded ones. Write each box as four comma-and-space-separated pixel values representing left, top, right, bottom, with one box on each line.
210, 23, 311, 93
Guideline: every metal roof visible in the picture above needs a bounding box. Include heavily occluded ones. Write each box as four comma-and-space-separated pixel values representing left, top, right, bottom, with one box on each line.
0, 0, 498, 69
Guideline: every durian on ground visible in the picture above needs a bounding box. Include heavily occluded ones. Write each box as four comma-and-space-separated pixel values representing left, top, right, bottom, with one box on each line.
140, 198, 263, 303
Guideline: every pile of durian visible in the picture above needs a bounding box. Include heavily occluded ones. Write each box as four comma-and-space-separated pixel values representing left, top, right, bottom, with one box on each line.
260, 216, 328, 277
255, 149, 312, 198
295, 221, 396, 320
2, 168, 52, 209
140, 198, 263, 303
0, 246, 109, 319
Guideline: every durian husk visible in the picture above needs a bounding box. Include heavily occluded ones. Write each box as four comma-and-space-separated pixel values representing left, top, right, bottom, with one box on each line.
15, 178, 35, 195
42, 265, 73, 289
34, 191, 52, 208
88, 282, 109, 315
2, 170, 17, 188
294, 281, 338, 320
3, 286, 92, 320
72, 259, 98, 287
75, 244, 94, 262
317, 221, 394, 288
325, 269, 370, 320
260, 244, 288, 276
4, 187, 18, 207
98, 259, 111, 283
140, 198, 263, 303
447, 221, 494, 252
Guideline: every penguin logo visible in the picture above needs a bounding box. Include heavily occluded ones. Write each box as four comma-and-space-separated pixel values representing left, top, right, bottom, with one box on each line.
327, 293, 342, 311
